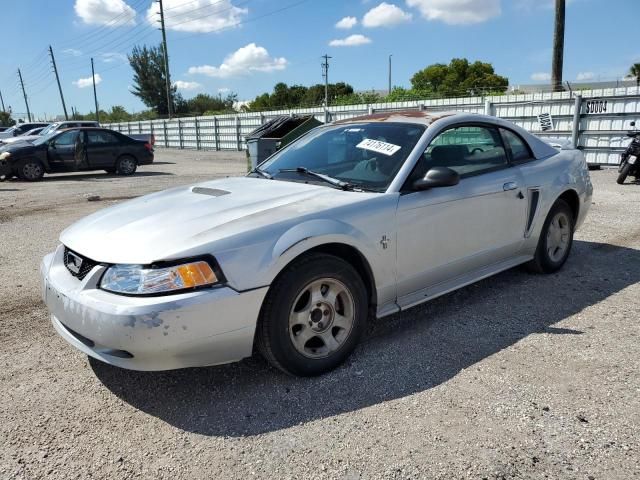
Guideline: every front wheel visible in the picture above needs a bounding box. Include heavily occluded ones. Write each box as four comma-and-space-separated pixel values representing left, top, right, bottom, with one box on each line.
617, 162, 631, 185
16, 159, 45, 181
115, 156, 137, 175
526, 199, 574, 274
257, 253, 368, 376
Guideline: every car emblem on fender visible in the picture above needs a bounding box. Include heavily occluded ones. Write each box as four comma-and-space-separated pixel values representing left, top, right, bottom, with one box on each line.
66, 251, 83, 274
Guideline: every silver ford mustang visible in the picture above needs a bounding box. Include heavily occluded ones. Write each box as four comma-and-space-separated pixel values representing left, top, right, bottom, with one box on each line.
40, 111, 592, 376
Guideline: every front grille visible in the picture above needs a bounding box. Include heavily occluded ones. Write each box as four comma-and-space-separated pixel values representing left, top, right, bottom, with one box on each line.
63, 247, 98, 280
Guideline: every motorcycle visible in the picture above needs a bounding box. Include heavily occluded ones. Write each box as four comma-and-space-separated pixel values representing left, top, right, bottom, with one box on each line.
617, 121, 640, 184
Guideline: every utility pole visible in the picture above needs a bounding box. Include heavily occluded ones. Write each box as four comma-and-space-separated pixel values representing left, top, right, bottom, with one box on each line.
49, 45, 69, 120
91, 58, 100, 123
321, 54, 332, 107
158, 0, 173, 118
17, 69, 31, 122
388, 54, 393, 95
551, 0, 565, 92
0, 88, 5, 111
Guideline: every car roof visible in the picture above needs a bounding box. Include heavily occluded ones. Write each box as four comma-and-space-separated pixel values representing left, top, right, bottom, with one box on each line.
333, 110, 559, 160
333, 109, 459, 126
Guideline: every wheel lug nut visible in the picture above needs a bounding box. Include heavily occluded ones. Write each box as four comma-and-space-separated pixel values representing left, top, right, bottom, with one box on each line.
318, 322, 323, 329
323, 309, 329, 316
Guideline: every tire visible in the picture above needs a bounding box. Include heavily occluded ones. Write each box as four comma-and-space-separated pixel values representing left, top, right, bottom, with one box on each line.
526, 199, 574, 274
16, 159, 45, 181
617, 162, 631, 185
257, 253, 368, 376
115, 155, 137, 175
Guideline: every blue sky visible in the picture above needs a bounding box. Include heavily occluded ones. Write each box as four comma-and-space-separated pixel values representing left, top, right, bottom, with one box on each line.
0, 0, 637, 119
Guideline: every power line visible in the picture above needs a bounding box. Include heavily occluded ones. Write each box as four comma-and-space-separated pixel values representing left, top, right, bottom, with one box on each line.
170, 0, 313, 42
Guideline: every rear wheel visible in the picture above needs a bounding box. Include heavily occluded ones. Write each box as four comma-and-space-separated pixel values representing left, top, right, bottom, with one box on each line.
617, 162, 631, 185
526, 199, 574, 274
257, 253, 368, 376
116, 155, 137, 175
16, 159, 45, 181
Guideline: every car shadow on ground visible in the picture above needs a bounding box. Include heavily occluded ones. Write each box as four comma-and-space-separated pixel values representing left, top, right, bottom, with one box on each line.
92, 240, 640, 437
8, 171, 174, 183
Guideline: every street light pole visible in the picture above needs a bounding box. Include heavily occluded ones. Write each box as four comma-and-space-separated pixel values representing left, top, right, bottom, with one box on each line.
388, 54, 393, 95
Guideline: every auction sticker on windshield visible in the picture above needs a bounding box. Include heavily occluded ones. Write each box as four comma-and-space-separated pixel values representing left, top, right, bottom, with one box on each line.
356, 138, 401, 156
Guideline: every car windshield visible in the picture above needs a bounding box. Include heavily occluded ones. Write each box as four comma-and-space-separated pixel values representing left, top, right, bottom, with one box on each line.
32, 131, 62, 146
259, 122, 426, 192
39, 124, 59, 136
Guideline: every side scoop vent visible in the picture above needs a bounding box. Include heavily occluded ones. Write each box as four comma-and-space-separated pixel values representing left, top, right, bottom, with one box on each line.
191, 187, 230, 197
525, 188, 540, 237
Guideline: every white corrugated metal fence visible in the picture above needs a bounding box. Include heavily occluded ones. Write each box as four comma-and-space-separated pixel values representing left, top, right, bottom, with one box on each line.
105, 86, 640, 166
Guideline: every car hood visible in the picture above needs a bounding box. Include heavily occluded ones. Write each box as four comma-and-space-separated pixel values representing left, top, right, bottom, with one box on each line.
1, 142, 42, 157
61, 176, 376, 264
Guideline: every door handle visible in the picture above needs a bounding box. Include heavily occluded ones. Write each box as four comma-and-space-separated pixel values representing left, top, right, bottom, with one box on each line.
503, 182, 518, 191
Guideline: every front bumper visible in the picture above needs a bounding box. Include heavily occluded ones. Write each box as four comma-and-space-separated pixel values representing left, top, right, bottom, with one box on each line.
41, 245, 268, 371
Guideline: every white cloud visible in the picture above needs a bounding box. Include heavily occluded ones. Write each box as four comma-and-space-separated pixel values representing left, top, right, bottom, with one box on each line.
147, 0, 247, 33
188, 43, 287, 78
362, 3, 412, 27
329, 34, 373, 47
74, 0, 136, 26
218, 87, 231, 93
576, 72, 595, 81
336, 16, 358, 29
174, 80, 202, 90
63, 48, 82, 57
531, 72, 551, 81
73, 74, 102, 88
406, 0, 501, 25
101, 52, 127, 63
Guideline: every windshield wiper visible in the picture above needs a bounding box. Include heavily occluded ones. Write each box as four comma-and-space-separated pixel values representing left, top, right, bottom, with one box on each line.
278, 167, 356, 191
248, 167, 273, 179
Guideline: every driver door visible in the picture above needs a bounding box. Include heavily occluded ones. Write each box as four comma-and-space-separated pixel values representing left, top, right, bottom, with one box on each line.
395, 124, 528, 308
47, 130, 81, 171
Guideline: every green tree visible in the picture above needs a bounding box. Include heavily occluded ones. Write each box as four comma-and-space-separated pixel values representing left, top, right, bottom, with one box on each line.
411, 58, 508, 97
630, 63, 640, 87
108, 105, 133, 123
128, 44, 176, 115
0, 111, 15, 127
247, 82, 357, 111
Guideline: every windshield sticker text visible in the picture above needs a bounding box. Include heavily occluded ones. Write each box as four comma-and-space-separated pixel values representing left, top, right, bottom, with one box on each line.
356, 138, 401, 156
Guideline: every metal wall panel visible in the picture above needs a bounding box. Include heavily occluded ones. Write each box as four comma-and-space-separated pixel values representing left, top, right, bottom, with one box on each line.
103, 86, 640, 165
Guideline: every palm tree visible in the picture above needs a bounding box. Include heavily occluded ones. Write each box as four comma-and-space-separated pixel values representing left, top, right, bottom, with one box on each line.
630, 63, 640, 87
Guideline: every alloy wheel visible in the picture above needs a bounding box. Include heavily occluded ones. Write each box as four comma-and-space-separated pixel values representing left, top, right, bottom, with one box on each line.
288, 278, 355, 359
547, 211, 570, 262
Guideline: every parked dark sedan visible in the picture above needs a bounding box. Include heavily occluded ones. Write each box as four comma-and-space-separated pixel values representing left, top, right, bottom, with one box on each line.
0, 128, 154, 181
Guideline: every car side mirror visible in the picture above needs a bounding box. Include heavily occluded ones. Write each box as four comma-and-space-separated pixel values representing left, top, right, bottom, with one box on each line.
412, 166, 460, 191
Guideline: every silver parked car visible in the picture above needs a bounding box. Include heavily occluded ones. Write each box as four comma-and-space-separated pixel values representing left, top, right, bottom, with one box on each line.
40, 111, 592, 376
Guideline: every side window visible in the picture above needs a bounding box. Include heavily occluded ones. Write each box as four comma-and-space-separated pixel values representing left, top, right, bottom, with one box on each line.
53, 130, 79, 146
501, 129, 532, 163
420, 125, 508, 178
88, 131, 118, 144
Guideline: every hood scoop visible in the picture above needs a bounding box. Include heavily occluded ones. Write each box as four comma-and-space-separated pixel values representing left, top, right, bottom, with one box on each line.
191, 187, 230, 197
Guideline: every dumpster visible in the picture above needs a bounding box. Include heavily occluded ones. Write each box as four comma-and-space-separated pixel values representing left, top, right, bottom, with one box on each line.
246, 115, 322, 169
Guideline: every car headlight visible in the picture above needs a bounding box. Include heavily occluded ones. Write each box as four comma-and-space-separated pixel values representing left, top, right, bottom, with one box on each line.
100, 259, 221, 295
0, 152, 10, 160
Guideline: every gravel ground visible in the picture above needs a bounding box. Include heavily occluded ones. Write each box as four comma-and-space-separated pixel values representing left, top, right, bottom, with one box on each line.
0, 150, 638, 480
